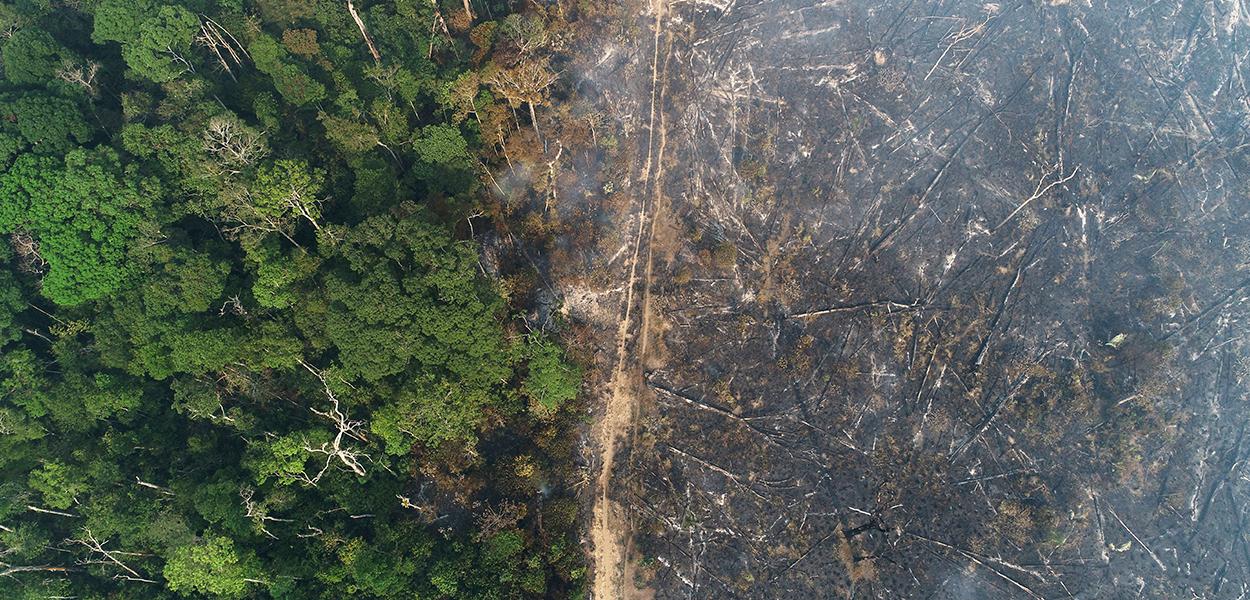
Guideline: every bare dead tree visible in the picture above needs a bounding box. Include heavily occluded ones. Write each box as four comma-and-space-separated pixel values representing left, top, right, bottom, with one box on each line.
195, 17, 249, 80
906, 532, 1047, 600
55, 60, 100, 96
295, 524, 326, 539
69, 529, 156, 584
427, 0, 452, 59
924, 14, 996, 81
134, 477, 175, 497
10, 231, 46, 275
240, 486, 294, 539
993, 165, 1080, 232
666, 444, 767, 501
475, 500, 526, 540
1104, 502, 1168, 573
276, 186, 324, 233
203, 116, 268, 173
297, 361, 371, 484
163, 45, 195, 77
218, 177, 324, 248
500, 13, 550, 57
26, 505, 77, 518
544, 141, 563, 212
0, 563, 76, 579
219, 295, 246, 317
346, 0, 381, 65
219, 210, 300, 248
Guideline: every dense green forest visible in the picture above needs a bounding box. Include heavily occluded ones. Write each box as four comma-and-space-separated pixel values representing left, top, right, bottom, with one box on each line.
0, 0, 586, 597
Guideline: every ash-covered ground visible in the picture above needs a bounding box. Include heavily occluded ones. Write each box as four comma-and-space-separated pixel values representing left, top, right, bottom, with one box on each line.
565, 0, 1250, 598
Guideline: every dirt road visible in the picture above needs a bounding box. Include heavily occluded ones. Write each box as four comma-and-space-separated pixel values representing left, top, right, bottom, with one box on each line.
588, 0, 671, 597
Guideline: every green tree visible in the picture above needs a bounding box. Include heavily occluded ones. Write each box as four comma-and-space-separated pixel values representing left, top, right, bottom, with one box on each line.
0, 148, 160, 305
371, 373, 500, 449
94, 291, 301, 379
0, 348, 48, 421
522, 335, 581, 415
249, 35, 326, 106
0, 3, 586, 598
138, 249, 231, 316
123, 6, 200, 83
94, 1, 200, 84
318, 111, 380, 155
244, 159, 323, 231
0, 92, 91, 164
28, 460, 85, 509
45, 371, 143, 431
0, 260, 25, 344
164, 535, 262, 599
300, 204, 509, 386
246, 429, 331, 486
412, 124, 477, 194
91, 0, 156, 45
2, 27, 72, 85
241, 234, 320, 309
415, 124, 472, 168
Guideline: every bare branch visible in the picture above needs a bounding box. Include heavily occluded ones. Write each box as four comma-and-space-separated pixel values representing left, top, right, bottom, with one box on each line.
346, 0, 381, 65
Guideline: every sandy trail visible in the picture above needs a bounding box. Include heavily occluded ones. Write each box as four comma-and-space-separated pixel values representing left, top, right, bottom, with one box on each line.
589, 0, 670, 597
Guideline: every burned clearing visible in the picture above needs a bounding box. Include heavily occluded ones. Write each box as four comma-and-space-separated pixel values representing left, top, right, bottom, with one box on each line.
562, 0, 1250, 597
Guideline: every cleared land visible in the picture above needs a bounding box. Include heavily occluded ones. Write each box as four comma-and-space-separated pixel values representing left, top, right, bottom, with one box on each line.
570, 0, 1250, 598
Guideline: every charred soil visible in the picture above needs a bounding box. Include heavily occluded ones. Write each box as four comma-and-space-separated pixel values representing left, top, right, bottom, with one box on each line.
552, 0, 1250, 598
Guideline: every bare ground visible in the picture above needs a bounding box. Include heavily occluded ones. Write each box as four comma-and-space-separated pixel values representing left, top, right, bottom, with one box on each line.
588, 0, 672, 597
565, 0, 1250, 598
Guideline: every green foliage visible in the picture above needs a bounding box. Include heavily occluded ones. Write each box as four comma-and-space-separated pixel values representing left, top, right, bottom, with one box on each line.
318, 110, 380, 155
250, 34, 326, 106
123, 6, 200, 83
347, 155, 397, 215
499, 13, 549, 51
250, 159, 322, 223
172, 376, 230, 423
95, 1, 199, 83
46, 371, 143, 431
371, 374, 498, 450
252, 92, 281, 130
139, 248, 232, 316
331, 533, 427, 597
0, 92, 91, 163
92, 0, 156, 44
243, 234, 319, 309
252, 0, 313, 26
94, 292, 301, 378
304, 205, 509, 386
0, 348, 47, 420
0, 267, 25, 344
413, 124, 476, 195
28, 460, 85, 509
0, 522, 50, 560
189, 480, 251, 535
523, 334, 582, 415
246, 430, 328, 486
0, 3, 584, 599
164, 536, 261, 599
415, 124, 472, 167
0, 148, 159, 305
2, 27, 72, 85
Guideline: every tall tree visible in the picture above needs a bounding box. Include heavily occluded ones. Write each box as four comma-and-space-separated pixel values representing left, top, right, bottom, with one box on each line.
0, 148, 160, 306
